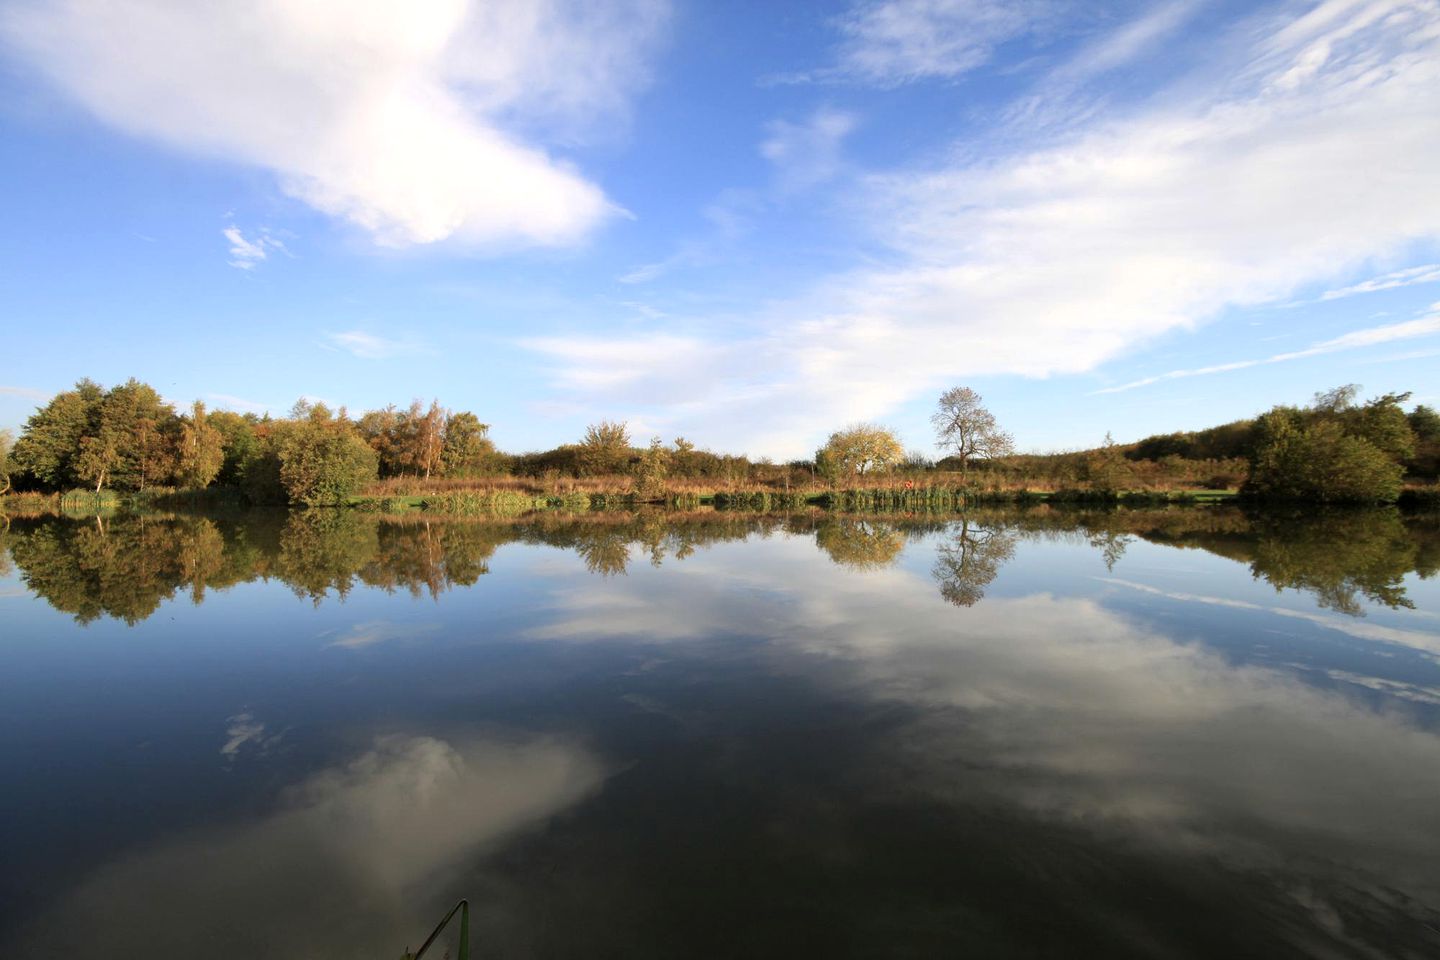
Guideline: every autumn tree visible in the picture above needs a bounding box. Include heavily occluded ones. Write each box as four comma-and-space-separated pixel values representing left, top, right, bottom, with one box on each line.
578, 421, 631, 476
931, 387, 1013, 470
174, 401, 225, 489
817, 424, 903, 478
635, 437, 671, 499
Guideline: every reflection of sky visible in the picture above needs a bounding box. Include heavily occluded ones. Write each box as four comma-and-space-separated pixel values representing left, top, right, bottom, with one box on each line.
2, 519, 1439, 956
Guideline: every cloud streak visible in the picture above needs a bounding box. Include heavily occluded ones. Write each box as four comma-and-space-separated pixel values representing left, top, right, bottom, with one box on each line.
322, 330, 432, 361
1095, 311, 1440, 394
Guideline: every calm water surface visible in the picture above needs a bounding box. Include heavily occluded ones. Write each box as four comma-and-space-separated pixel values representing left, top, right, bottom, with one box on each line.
1, 506, 1438, 958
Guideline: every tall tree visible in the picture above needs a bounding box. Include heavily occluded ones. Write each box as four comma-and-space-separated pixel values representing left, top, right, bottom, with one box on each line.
440, 411, 495, 477
176, 401, 225, 489
931, 387, 1013, 470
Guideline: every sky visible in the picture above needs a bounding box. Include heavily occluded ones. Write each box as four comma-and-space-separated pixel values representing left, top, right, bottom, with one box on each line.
1, 0, 1438, 458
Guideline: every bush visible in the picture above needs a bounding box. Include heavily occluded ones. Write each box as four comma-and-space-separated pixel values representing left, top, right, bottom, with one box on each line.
277, 423, 378, 506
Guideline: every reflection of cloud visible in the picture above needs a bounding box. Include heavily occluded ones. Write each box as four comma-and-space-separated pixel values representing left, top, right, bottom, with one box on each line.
220, 712, 284, 759
12, 735, 605, 957
324, 620, 443, 650
516, 526, 1440, 914
1103, 577, 1440, 658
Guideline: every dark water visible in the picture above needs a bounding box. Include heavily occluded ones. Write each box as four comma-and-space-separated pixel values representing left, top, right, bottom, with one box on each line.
2, 506, 1438, 958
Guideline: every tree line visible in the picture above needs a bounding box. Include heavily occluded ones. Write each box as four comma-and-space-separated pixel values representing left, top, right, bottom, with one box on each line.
1, 378, 1435, 505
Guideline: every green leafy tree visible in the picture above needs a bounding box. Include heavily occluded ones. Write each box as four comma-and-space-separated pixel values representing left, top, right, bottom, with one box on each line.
931, 386, 1014, 470
1247, 408, 1403, 502
578, 420, 631, 476
208, 411, 262, 486
441, 411, 495, 477
176, 401, 225, 489
276, 421, 378, 506
817, 424, 904, 478
1341, 392, 1416, 462
9, 379, 104, 488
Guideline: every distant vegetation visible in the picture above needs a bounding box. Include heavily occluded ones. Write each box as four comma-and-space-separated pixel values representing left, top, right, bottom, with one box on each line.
2, 378, 1436, 509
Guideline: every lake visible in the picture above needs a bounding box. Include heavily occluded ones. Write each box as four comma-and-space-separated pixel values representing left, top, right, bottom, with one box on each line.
2, 506, 1438, 958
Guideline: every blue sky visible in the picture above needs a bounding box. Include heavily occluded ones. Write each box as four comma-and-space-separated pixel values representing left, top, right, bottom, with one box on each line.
1, 0, 1438, 458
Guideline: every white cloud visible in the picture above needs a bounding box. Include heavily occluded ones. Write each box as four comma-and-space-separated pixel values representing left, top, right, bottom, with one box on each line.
322, 330, 431, 361
528, 1, 1440, 456
824, 0, 1049, 86
760, 108, 858, 191
3, 0, 667, 248
1096, 310, 1440, 394
223, 225, 285, 270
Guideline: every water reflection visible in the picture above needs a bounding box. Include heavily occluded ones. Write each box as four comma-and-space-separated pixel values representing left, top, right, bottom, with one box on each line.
14, 734, 604, 957
2, 505, 1439, 956
932, 517, 1017, 606
6, 506, 1435, 624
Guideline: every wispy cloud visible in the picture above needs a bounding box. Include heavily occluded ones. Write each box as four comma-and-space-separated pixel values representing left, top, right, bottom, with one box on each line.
530, 1, 1440, 456
775, 0, 1050, 87
0, 385, 49, 400
760, 107, 858, 191
1316, 263, 1440, 302
223, 225, 286, 271
4, 0, 668, 248
322, 330, 432, 361
1096, 312, 1440, 394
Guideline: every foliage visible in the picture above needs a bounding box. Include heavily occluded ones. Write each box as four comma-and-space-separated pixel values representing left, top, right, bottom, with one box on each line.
175, 401, 225, 489
578, 420, 632, 476
441, 411, 496, 477
635, 437, 671, 499
1247, 408, 1403, 502
817, 423, 903, 478
1084, 432, 1133, 494
931, 386, 1014, 469
277, 420, 379, 506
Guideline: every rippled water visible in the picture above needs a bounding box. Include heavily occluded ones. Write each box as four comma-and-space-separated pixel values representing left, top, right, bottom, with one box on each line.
2, 506, 1438, 958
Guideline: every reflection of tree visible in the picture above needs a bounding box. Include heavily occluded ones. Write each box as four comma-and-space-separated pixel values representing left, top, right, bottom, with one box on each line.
1086, 530, 1132, 572
932, 518, 1016, 607
9, 515, 230, 624
274, 511, 380, 602
573, 527, 632, 577
1246, 509, 1421, 615
815, 519, 905, 570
